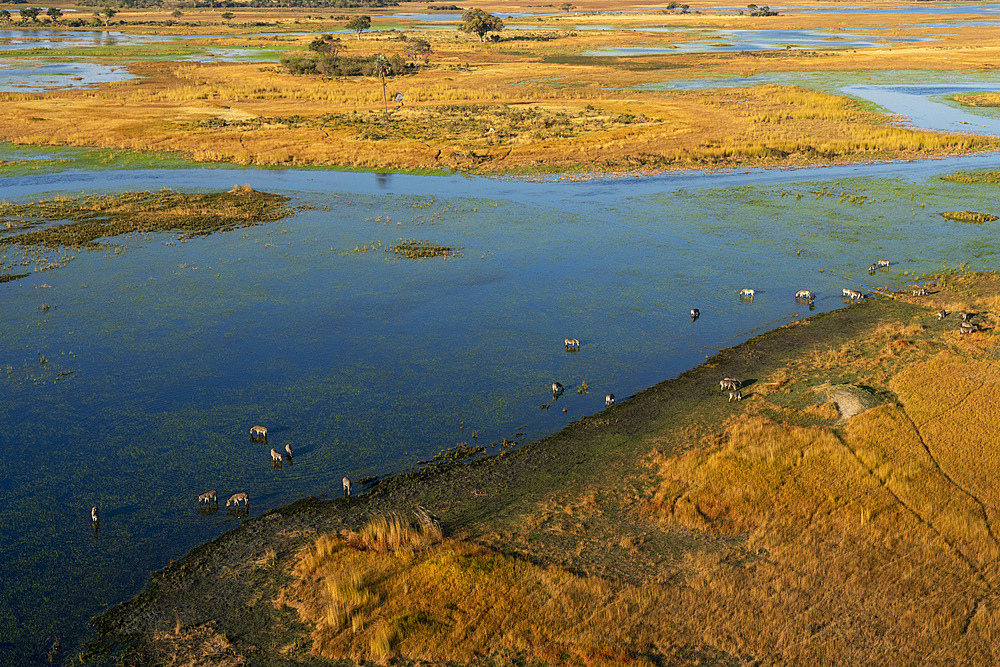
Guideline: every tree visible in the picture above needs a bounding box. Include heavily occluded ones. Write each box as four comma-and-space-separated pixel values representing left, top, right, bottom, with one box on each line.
309, 34, 343, 57
99, 6, 117, 26
221, 11, 234, 20
560, 2, 575, 11
46, 6, 62, 21
171, 9, 182, 17
345, 14, 370, 40
404, 38, 431, 65
372, 53, 391, 118
459, 8, 503, 42
19, 6, 41, 22
0, 9, 12, 23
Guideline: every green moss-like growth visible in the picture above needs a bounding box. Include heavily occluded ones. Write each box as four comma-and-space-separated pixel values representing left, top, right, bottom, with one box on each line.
939, 210, 999, 224
0, 185, 292, 250
941, 170, 1000, 185
389, 239, 461, 259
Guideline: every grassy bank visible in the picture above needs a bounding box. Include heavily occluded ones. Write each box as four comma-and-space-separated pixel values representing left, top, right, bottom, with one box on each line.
83, 271, 1000, 665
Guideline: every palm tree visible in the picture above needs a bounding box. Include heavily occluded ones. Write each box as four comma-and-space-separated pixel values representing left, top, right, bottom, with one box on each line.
373, 54, 391, 119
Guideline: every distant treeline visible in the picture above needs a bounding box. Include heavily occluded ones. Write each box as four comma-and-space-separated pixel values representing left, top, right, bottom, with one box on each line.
74, 0, 414, 7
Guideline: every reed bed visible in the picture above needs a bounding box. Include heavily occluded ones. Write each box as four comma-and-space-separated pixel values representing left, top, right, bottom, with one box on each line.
0, 186, 291, 250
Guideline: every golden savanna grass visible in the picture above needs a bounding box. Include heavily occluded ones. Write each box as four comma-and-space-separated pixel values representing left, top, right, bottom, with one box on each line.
2, 10, 999, 172
272, 273, 1000, 664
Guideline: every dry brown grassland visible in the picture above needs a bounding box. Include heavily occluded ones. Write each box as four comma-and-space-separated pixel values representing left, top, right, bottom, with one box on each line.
112, 273, 1000, 666
289, 275, 1000, 664
3, 1, 1000, 173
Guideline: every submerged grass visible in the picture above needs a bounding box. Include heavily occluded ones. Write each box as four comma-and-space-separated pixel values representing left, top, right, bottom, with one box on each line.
0, 185, 292, 250
940, 210, 998, 224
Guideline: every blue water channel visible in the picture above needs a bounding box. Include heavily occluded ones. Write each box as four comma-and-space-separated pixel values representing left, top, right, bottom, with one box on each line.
3, 152, 1000, 662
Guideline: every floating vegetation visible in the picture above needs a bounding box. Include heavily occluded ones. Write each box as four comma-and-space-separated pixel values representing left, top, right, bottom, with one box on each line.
389, 239, 461, 260
942, 170, 1000, 185
0, 185, 292, 251
0, 272, 29, 283
939, 210, 998, 224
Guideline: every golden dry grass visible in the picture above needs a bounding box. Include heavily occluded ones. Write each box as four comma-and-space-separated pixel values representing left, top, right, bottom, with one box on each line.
272, 273, 1000, 665
2, 13, 999, 173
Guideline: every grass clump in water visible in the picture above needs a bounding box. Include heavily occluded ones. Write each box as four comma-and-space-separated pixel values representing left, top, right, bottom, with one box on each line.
389, 239, 461, 259
0, 185, 292, 250
939, 210, 998, 224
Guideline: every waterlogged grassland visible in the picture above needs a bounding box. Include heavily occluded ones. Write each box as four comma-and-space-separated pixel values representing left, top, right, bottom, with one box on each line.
88, 270, 1000, 665
2, 8, 1000, 173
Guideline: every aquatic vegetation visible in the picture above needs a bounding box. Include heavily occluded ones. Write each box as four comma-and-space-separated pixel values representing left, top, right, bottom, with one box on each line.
0, 185, 292, 250
942, 170, 1000, 185
389, 239, 460, 259
939, 210, 998, 224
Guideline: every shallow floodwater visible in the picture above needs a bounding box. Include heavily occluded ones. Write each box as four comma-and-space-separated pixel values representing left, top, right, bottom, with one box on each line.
3, 154, 1000, 662
642, 69, 1000, 135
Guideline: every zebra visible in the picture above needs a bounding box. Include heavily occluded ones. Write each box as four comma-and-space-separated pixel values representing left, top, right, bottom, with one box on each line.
343, 477, 352, 497
198, 490, 218, 504
690, 308, 700, 320
552, 382, 564, 396
912, 287, 928, 296
868, 263, 877, 273
249, 425, 268, 440
795, 290, 813, 300
729, 390, 743, 402
285, 443, 293, 459
960, 322, 980, 334
720, 378, 741, 391
270, 448, 283, 464
936, 310, 947, 320
739, 288, 755, 298
226, 492, 249, 508
877, 260, 890, 268
564, 338, 580, 350
91, 506, 99, 524
961, 311, 975, 322
605, 393, 615, 407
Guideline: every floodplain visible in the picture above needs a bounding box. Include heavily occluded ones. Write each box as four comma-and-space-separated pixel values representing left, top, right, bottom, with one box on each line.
3, 0, 1000, 664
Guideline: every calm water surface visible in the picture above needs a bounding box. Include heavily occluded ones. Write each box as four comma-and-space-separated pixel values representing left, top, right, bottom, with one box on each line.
3, 156, 1000, 662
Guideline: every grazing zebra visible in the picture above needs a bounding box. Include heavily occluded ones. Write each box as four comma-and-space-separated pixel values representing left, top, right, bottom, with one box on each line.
552, 382, 564, 396
249, 425, 268, 439
960, 322, 980, 334
936, 310, 947, 320
845, 289, 865, 301
605, 393, 615, 407
226, 492, 249, 508
842, 288, 852, 298
720, 378, 741, 391
690, 308, 700, 320
343, 477, 352, 497
868, 263, 877, 273
91, 506, 99, 523
198, 490, 218, 505
270, 448, 283, 464
729, 390, 743, 402
877, 259, 890, 268
795, 290, 813, 300
912, 287, 928, 296
564, 338, 580, 350
285, 443, 293, 458
961, 311, 974, 322
739, 288, 755, 298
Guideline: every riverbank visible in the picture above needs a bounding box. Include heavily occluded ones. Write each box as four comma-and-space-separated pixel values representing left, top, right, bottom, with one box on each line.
84, 270, 1000, 665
